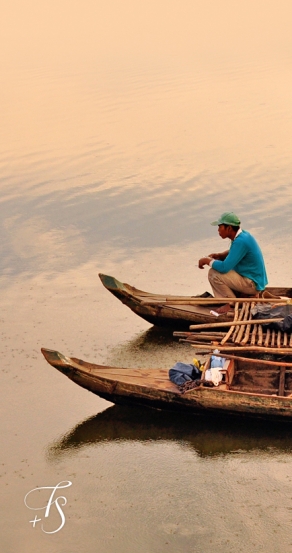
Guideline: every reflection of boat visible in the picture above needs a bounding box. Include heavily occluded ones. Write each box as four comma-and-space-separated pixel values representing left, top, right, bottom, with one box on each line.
47, 404, 292, 460
98, 273, 292, 329
41, 348, 292, 420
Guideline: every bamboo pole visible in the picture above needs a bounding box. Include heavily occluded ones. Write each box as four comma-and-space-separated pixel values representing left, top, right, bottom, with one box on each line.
173, 331, 225, 338
232, 303, 246, 342
189, 318, 283, 331
264, 328, 271, 348
220, 301, 240, 345
257, 325, 263, 346
140, 297, 290, 306
205, 352, 292, 368
179, 338, 232, 349
235, 303, 251, 344
234, 304, 248, 344
250, 324, 258, 346
240, 302, 256, 344
179, 334, 220, 344
190, 344, 292, 354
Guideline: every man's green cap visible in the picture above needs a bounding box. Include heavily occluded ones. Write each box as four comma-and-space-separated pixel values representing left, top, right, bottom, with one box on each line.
211, 212, 241, 226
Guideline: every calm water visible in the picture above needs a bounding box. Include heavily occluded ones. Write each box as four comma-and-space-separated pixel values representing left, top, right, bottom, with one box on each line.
1, 1, 292, 551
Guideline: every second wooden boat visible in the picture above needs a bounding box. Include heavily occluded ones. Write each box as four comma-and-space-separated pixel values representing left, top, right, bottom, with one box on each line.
99, 273, 292, 329
41, 348, 292, 420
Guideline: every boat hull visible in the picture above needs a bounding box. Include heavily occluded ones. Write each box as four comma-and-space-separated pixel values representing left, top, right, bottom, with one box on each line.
99, 273, 292, 329
99, 273, 232, 328
41, 348, 292, 421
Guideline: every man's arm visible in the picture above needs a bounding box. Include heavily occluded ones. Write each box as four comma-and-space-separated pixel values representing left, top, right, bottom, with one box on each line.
208, 250, 229, 261
212, 240, 247, 274
198, 250, 229, 269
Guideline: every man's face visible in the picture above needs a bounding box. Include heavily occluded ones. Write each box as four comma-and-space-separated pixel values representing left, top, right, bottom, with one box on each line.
218, 224, 230, 239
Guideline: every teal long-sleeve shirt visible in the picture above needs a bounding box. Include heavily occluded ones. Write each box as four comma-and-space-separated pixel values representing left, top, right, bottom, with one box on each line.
211, 230, 268, 291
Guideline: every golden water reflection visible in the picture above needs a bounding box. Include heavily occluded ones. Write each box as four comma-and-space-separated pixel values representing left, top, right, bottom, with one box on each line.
1, 2, 292, 229
48, 404, 292, 461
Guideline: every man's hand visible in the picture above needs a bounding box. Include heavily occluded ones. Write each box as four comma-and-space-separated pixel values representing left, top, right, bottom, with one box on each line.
198, 257, 212, 269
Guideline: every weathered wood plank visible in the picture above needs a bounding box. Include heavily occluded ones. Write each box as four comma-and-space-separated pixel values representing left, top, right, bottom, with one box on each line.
279, 366, 286, 396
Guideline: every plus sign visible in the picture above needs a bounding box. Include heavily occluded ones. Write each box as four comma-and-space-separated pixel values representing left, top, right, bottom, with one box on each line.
30, 515, 42, 527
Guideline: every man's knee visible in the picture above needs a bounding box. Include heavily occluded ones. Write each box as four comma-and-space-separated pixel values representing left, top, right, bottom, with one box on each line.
208, 267, 219, 284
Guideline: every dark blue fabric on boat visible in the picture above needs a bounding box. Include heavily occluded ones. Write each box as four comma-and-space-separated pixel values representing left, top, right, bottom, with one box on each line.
251, 304, 292, 331
169, 362, 201, 386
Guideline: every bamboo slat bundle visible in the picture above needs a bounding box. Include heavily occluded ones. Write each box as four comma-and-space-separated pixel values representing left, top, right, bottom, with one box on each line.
180, 325, 292, 354
232, 303, 246, 342
236, 302, 256, 344
175, 298, 292, 354
240, 302, 256, 345
234, 303, 250, 343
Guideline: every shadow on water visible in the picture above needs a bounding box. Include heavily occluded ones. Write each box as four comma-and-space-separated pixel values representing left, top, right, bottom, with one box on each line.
117, 326, 184, 347
104, 325, 193, 369
47, 404, 292, 462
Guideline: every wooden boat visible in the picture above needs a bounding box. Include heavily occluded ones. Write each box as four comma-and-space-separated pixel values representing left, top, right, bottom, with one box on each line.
99, 273, 292, 329
41, 348, 292, 420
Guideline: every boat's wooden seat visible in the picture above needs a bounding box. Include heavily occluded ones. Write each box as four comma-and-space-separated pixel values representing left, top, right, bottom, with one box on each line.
217, 359, 234, 390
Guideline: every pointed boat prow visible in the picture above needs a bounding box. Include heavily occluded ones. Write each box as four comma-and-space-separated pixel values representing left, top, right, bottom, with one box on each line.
99, 273, 126, 291
41, 348, 82, 375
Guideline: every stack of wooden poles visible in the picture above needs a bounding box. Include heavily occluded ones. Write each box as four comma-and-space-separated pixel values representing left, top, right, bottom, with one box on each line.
174, 297, 292, 355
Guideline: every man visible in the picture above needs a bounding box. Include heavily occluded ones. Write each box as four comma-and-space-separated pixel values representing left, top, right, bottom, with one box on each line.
198, 212, 268, 312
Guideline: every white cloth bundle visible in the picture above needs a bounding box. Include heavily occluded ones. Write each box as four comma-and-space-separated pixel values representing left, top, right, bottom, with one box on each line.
204, 367, 223, 386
